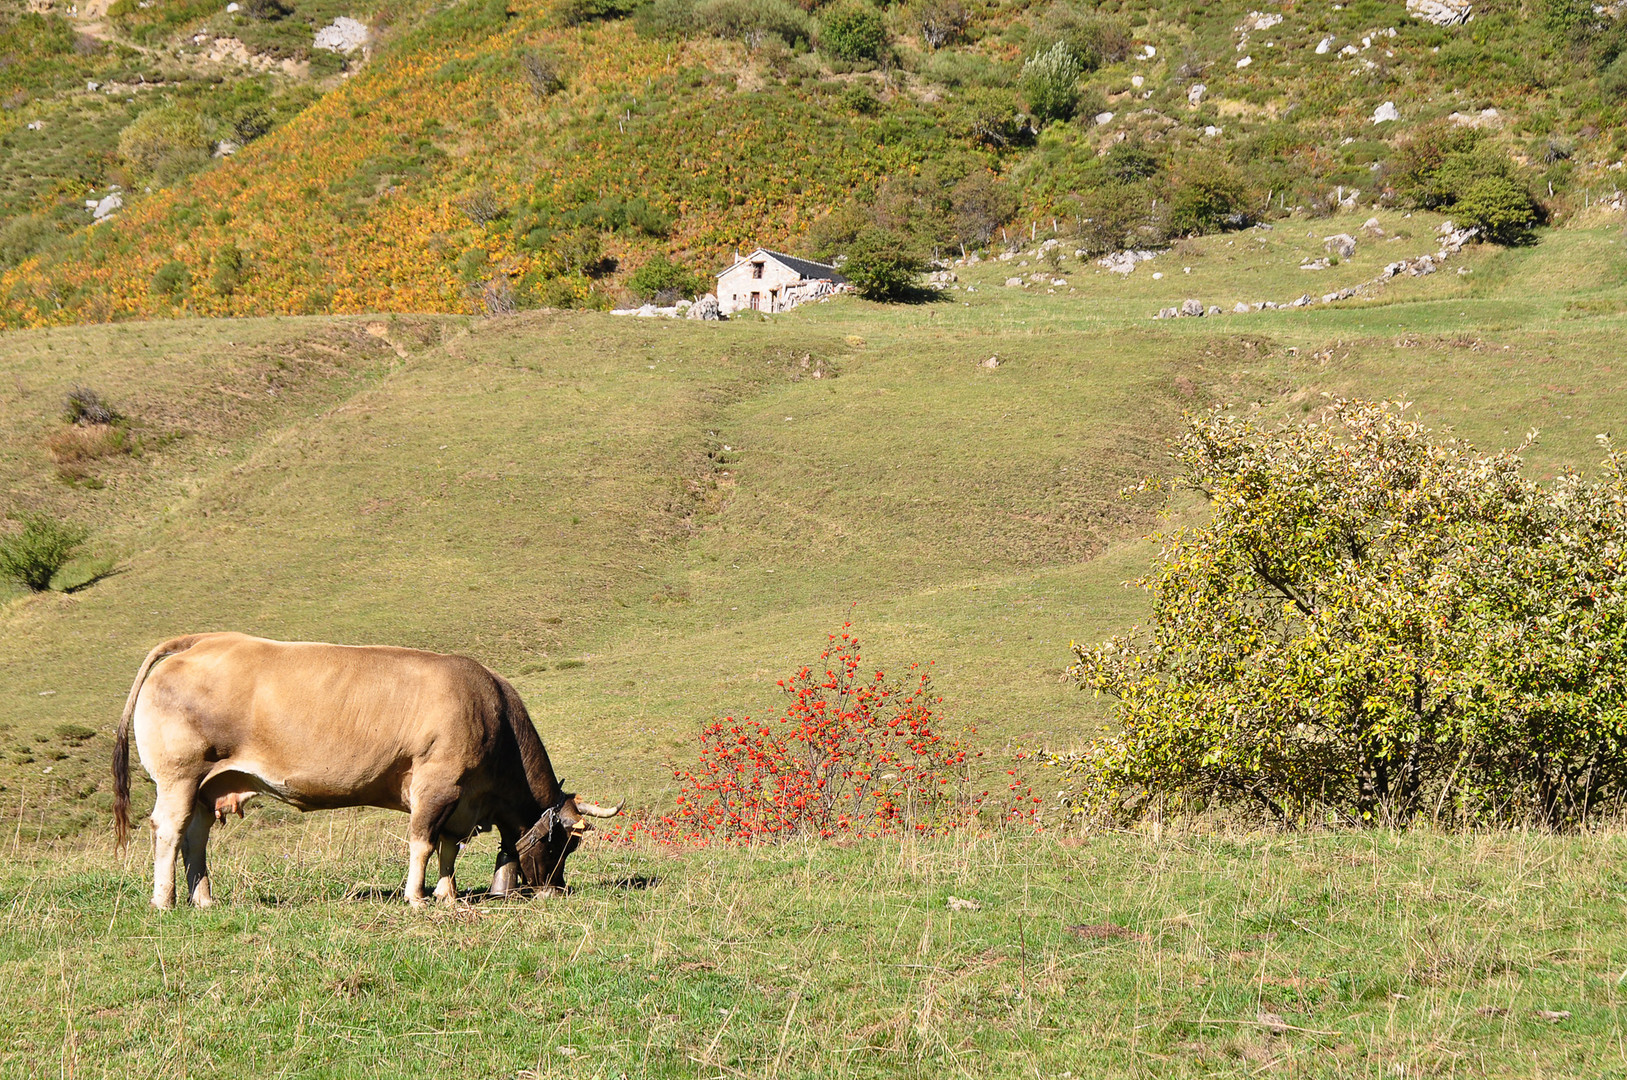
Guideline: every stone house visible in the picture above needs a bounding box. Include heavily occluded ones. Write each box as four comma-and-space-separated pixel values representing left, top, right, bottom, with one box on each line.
715, 249, 846, 315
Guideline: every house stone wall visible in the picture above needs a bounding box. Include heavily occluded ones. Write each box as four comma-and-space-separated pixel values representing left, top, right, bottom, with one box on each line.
717, 256, 816, 315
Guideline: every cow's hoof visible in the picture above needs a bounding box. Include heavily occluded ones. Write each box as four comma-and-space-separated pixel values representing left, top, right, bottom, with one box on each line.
406, 895, 428, 909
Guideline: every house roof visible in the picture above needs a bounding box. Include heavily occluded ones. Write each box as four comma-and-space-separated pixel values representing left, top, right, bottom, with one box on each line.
717, 248, 846, 284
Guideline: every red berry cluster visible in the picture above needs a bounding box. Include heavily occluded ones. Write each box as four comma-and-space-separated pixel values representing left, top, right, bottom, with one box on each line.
616, 625, 1040, 845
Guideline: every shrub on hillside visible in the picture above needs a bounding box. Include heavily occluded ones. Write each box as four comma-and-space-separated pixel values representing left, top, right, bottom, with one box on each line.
210, 244, 245, 296
627, 253, 707, 301
1455, 175, 1539, 244
553, 0, 635, 25
1057, 401, 1627, 830
818, 2, 888, 63
1165, 160, 1249, 236
910, 0, 968, 50
63, 385, 118, 426
520, 49, 566, 96
949, 170, 1015, 247
1073, 181, 1158, 254
118, 106, 215, 179
1603, 53, 1627, 101
628, 627, 1038, 842
959, 87, 1024, 149
150, 261, 191, 299
1019, 42, 1082, 125
0, 514, 89, 592
1031, 3, 1131, 72
0, 215, 59, 270
840, 227, 926, 300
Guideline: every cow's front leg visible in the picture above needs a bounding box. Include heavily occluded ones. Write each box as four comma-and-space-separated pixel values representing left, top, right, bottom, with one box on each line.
404, 783, 460, 908
432, 836, 460, 905
404, 837, 434, 908
491, 824, 520, 897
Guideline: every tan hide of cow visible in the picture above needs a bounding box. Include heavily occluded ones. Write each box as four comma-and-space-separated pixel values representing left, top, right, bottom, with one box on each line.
112, 633, 622, 909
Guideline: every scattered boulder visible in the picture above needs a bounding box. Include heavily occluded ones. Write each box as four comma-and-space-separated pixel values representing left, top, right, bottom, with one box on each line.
1094, 111, 1114, 126
1179, 298, 1205, 317
1236, 55, 1253, 68
313, 16, 369, 54
85, 191, 123, 221
1300, 258, 1331, 271
981, 356, 1001, 369
1098, 249, 1160, 275
1155, 306, 1179, 320
1372, 101, 1400, 124
1187, 83, 1206, 105
1233, 301, 1250, 313
1315, 35, 1334, 53
1207, 305, 1222, 316
1407, 0, 1472, 26
1324, 233, 1357, 258
1005, 276, 1024, 288
686, 294, 722, 320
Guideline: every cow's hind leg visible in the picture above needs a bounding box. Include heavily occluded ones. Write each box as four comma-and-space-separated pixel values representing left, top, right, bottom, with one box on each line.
432, 836, 460, 905
182, 799, 215, 907
491, 824, 520, 897
404, 783, 460, 908
149, 780, 199, 910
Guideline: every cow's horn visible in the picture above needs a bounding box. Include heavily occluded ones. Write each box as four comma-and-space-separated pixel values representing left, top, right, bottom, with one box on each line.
574, 797, 624, 818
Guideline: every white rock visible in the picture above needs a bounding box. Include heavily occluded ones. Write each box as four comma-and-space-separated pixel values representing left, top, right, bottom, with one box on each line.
686, 294, 722, 320
1094, 111, 1114, 126
26, 120, 43, 130
1152, 272, 1163, 279
226, 1, 239, 8
1324, 233, 1357, 258
1406, 0, 1471, 26
86, 81, 99, 91
1188, 83, 1206, 104
213, 139, 239, 157
313, 16, 369, 54
1233, 301, 1250, 313
1204, 125, 1223, 137
1243, 11, 1283, 30
1372, 101, 1400, 124
1179, 298, 1205, 317
1236, 55, 1253, 68
1142, 45, 1156, 58
1005, 277, 1024, 288
1341, 44, 1359, 55
91, 193, 123, 221
1315, 35, 1334, 53
1131, 75, 1145, 88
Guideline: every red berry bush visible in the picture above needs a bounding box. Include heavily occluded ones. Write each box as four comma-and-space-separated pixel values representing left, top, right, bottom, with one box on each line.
624, 625, 1038, 844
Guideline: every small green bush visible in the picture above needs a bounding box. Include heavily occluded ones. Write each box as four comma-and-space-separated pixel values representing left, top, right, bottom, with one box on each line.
0, 215, 57, 271
150, 261, 191, 298
1455, 175, 1538, 244
819, 2, 888, 63
1019, 41, 1081, 125
627, 253, 707, 300
0, 514, 89, 592
839, 83, 881, 114
1603, 54, 1627, 101
949, 170, 1015, 246
211, 244, 245, 296
553, 0, 635, 26
118, 106, 215, 176
1032, 4, 1131, 72
693, 0, 812, 47
1165, 160, 1248, 236
839, 227, 925, 300
910, 0, 968, 50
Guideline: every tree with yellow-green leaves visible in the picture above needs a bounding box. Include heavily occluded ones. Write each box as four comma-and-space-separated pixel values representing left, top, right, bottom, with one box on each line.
1057, 400, 1627, 830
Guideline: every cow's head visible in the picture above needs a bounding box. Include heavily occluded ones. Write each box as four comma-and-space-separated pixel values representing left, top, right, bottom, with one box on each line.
516, 794, 624, 893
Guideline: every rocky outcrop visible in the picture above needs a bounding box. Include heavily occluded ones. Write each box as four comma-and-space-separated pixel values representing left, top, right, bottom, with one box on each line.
313, 17, 369, 54
1407, 0, 1472, 26
1324, 233, 1357, 258
1372, 101, 1400, 124
1098, 249, 1160, 275
686, 294, 722, 320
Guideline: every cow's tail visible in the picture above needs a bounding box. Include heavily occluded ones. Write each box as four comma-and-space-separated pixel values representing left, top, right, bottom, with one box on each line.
114, 636, 202, 853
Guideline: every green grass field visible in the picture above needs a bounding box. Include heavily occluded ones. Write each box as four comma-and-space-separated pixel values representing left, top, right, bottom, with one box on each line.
3, 219, 1626, 1075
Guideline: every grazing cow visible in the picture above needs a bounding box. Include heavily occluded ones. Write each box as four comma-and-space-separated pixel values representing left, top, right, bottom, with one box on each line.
112, 633, 622, 909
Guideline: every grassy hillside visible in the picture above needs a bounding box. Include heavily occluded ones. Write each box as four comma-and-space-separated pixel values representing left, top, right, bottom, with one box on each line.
3, 0, 1626, 324
3, 214, 1625, 837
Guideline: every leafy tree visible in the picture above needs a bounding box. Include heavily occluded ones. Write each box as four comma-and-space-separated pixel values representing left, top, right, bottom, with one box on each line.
1165, 160, 1248, 235
627, 253, 706, 300
0, 514, 89, 592
819, 2, 888, 63
1057, 401, 1627, 829
118, 106, 215, 177
949, 170, 1015, 246
1031, 4, 1131, 72
1019, 41, 1081, 125
1454, 175, 1539, 245
911, 0, 968, 50
839, 227, 925, 300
